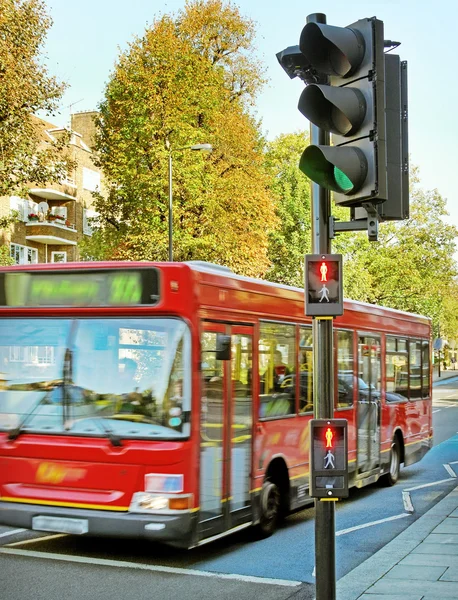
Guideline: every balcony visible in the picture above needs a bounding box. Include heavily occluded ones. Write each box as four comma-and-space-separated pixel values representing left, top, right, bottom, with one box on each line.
25, 218, 77, 246
29, 183, 77, 202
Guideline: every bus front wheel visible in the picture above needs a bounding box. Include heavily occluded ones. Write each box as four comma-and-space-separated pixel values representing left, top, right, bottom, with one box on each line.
257, 481, 280, 538
382, 438, 401, 486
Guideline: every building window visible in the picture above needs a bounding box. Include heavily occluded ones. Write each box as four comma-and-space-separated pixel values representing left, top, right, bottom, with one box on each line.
9, 196, 28, 222
83, 208, 98, 236
10, 243, 38, 265
83, 168, 100, 192
51, 251, 67, 263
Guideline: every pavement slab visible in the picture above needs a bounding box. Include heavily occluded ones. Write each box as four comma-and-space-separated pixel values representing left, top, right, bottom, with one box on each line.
383, 564, 447, 580
440, 566, 458, 582
412, 543, 458, 555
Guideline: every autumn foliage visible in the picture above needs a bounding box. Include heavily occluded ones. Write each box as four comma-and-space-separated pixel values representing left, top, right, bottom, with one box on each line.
89, 0, 276, 277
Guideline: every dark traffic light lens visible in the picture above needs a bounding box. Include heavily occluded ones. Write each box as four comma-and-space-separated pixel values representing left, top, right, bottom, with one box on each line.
334, 167, 354, 192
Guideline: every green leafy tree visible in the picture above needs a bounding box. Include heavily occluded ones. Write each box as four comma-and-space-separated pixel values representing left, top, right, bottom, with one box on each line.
263, 132, 311, 286
85, 0, 275, 277
0, 245, 14, 266
333, 169, 458, 334
0, 0, 71, 196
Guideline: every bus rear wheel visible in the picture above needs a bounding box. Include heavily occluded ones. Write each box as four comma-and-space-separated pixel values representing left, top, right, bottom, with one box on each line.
382, 438, 401, 486
257, 481, 280, 538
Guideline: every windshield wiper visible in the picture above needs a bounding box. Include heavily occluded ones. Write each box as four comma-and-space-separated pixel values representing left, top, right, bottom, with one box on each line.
65, 416, 123, 447
8, 392, 53, 441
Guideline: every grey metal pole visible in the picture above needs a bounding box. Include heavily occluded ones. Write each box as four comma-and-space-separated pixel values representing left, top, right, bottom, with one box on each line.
307, 12, 336, 600
168, 151, 173, 262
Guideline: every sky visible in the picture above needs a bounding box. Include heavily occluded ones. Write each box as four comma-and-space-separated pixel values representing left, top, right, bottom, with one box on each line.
42, 0, 458, 251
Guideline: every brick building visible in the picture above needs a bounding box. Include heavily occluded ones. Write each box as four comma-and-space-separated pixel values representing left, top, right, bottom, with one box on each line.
0, 111, 103, 264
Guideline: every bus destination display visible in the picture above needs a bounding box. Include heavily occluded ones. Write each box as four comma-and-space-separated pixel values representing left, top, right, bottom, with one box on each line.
0, 269, 160, 307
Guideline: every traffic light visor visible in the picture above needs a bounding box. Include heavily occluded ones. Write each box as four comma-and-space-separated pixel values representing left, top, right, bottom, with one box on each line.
299, 23, 365, 77
298, 84, 366, 136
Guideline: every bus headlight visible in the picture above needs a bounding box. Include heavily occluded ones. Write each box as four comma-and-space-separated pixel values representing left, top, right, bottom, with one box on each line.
129, 492, 193, 513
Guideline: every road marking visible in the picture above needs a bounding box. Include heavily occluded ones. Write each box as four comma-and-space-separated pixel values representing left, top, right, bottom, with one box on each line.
5, 534, 67, 547
0, 547, 302, 587
444, 464, 457, 478
0, 529, 25, 539
403, 477, 455, 492
335, 513, 411, 536
433, 409, 441, 413
402, 491, 415, 513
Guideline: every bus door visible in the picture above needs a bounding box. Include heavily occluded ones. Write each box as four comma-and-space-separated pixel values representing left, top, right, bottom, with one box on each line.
199, 324, 253, 540
357, 335, 382, 474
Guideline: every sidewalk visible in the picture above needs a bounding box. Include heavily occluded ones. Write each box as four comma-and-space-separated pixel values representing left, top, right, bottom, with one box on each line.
433, 367, 458, 384
336, 373, 458, 599
336, 483, 458, 599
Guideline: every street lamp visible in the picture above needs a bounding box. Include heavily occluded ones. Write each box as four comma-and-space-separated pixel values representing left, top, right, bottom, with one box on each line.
167, 141, 213, 262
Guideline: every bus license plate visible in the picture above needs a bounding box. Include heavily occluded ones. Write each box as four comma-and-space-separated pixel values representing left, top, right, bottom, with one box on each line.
32, 516, 89, 535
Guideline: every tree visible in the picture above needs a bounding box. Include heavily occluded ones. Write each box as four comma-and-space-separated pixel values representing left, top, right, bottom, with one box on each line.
86, 0, 276, 277
0, 0, 71, 196
0, 245, 14, 266
333, 168, 458, 335
263, 132, 311, 286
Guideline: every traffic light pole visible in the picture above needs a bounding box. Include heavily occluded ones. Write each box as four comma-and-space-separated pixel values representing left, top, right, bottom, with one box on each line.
308, 12, 336, 600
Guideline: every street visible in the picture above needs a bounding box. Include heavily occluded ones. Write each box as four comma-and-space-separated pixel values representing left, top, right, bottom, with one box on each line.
1, 376, 457, 600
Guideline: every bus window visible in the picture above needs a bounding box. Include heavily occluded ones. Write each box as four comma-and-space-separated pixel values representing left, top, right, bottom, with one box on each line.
422, 341, 430, 398
409, 340, 422, 399
386, 337, 409, 401
299, 327, 313, 413
259, 322, 295, 418
336, 330, 354, 408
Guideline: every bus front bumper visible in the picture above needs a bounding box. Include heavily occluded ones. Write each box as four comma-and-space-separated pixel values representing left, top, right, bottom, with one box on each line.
0, 501, 194, 546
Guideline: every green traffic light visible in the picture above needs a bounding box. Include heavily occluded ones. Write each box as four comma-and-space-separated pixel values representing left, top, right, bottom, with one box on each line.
334, 167, 354, 192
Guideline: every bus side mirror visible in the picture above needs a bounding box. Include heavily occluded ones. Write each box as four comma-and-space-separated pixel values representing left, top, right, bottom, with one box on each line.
216, 334, 231, 361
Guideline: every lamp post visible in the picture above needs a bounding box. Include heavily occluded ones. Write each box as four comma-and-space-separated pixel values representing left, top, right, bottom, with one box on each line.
167, 141, 213, 262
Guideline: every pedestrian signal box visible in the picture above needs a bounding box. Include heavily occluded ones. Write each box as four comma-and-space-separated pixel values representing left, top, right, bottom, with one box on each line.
305, 254, 343, 317
310, 419, 348, 498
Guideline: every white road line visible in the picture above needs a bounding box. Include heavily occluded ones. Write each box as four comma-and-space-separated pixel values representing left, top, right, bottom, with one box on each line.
433, 409, 441, 413
402, 491, 415, 513
335, 513, 411, 536
0, 547, 302, 587
6, 534, 66, 547
444, 464, 457, 478
0, 528, 25, 539
403, 477, 455, 492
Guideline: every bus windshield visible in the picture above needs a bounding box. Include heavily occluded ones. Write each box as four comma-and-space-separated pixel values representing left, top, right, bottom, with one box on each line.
0, 318, 191, 440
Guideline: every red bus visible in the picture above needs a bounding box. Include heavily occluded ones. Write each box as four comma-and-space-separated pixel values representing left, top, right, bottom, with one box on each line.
0, 261, 432, 547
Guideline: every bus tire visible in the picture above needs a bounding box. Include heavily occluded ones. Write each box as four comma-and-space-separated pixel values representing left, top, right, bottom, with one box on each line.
382, 438, 401, 486
257, 481, 280, 538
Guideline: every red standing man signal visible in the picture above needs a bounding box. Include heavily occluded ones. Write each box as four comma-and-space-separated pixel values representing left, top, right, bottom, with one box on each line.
320, 261, 328, 282
325, 427, 334, 448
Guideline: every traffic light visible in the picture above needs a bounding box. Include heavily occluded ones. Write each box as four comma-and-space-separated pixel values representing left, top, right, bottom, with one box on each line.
305, 254, 343, 317
298, 18, 387, 207
310, 419, 348, 498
